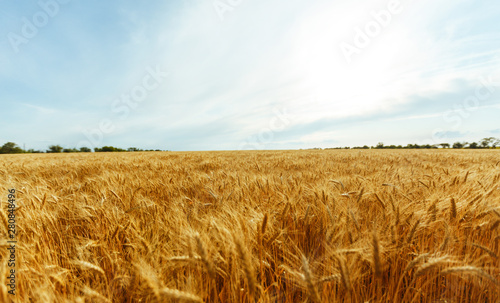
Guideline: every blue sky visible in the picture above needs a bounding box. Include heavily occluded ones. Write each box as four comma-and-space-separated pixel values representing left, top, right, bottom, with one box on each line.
1, 0, 499, 151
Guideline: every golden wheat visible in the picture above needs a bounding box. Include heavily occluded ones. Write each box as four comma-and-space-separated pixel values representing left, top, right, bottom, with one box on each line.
0, 149, 498, 302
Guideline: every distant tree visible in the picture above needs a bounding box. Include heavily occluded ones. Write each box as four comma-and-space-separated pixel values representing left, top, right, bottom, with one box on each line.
363, 145, 370, 149
468, 142, 479, 149
0, 142, 24, 154
127, 147, 143, 152
47, 145, 63, 153
63, 148, 79, 153
95, 146, 126, 152
493, 138, 500, 148
480, 137, 495, 148
452, 142, 464, 149
79, 147, 92, 152
26, 149, 43, 153
376, 142, 385, 149
406, 143, 422, 149
440, 143, 450, 149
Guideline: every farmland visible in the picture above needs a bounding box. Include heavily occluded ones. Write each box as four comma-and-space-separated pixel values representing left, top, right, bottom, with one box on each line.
0, 150, 499, 302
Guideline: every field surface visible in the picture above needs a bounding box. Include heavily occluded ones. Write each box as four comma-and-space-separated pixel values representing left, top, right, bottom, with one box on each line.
0, 150, 499, 302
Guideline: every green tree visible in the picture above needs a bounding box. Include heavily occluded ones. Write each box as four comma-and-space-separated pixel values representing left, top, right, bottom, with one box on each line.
480, 137, 495, 148
0, 142, 24, 154
47, 145, 63, 153
95, 146, 126, 152
452, 142, 464, 149
127, 147, 143, 152
63, 148, 79, 153
79, 147, 92, 152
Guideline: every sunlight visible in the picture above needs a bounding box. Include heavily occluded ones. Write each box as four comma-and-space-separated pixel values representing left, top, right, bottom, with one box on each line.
290, 5, 416, 121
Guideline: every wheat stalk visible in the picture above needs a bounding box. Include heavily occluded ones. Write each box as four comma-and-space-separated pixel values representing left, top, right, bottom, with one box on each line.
406, 219, 420, 244
471, 243, 499, 259
233, 233, 257, 300
372, 229, 382, 278
301, 256, 321, 303
159, 287, 204, 302
195, 234, 216, 278
449, 197, 457, 221
335, 255, 352, 292
441, 266, 499, 285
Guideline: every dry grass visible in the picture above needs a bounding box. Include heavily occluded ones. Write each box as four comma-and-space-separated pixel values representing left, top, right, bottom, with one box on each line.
0, 149, 499, 302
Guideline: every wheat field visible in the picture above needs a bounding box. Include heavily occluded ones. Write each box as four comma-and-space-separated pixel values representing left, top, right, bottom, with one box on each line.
0, 150, 499, 302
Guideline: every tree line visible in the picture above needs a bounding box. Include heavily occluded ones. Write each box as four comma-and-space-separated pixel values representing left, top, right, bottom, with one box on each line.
1, 137, 499, 154
0, 142, 164, 154
326, 137, 500, 150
